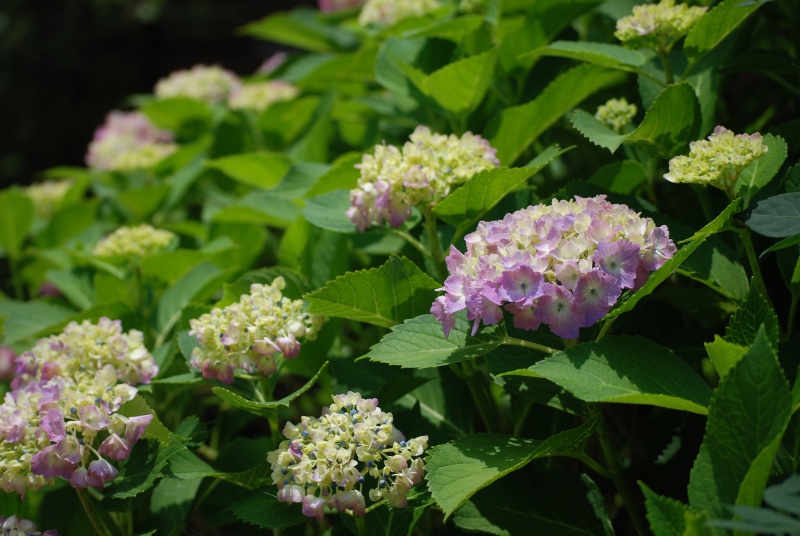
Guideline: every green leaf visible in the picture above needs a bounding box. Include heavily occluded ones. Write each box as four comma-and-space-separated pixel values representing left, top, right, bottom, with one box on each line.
217, 267, 313, 307
783, 161, 800, 193
453, 468, 612, 536
305, 255, 440, 328
367, 313, 505, 368
425, 416, 599, 520
571, 110, 627, 153
640, 483, 688, 536
529, 40, 646, 71
1, 300, 75, 346
745, 192, 800, 238
0, 189, 35, 258
374, 37, 430, 99
684, 0, 763, 64
607, 199, 740, 320
305, 152, 362, 197
761, 232, 800, 256
625, 82, 701, 157
211, 361, 329, 418
37, 199, 100, 248
688, 327, 792, 519
45, 269, 94, 309
151, 478, 203, 536
704, 336, 747, 379
156, 263, 229, 333
228, 488, 306, 529
490, 65, 626, 165
141, 97, 212, 139
240, 9, 356, 52
588, 160, 647, 194
736, 134, 788, 207
677, 237, 749, 301
303, 189, 357, 233
206, 152, 292, 189
725, 284, 780, 350
530, 335, 713, 414
424, 49, 497, 113
404, 14, 484, 41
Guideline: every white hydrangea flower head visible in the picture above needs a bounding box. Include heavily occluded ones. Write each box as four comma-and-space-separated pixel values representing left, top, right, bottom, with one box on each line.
358, 0, 440, 26
188, 277, 324, 383
228, 81, 300, 112
268, 392, 428, 519
0, 515, 59, 536
24, 180, 73, 218
155, 64, 241, 103
86, 111, 177, 172
595, 98, 638, 132
615, 0, 707, 51
348, 126, 499, 231
664, 126, 769, 193
93, 224, 176, 259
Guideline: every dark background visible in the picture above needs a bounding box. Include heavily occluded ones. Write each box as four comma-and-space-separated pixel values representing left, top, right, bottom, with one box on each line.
0, 0, 316, 187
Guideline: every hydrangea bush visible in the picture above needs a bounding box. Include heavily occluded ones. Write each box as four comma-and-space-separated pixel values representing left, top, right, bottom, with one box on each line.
1, 0, 798, 535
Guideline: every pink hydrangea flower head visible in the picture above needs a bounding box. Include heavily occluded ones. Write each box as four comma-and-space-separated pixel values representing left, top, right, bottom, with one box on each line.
431, 195, 676, 339
154, 64, 240, 103
268, 392, 428, 519
319, 0, 365, 12
85, 110, 177, 171
348, 126, 499, 231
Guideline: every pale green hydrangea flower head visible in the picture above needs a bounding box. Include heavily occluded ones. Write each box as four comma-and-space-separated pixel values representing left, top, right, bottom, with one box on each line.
188, 277, 324, 384
0, 515, 59, 535
664, 126, 768, 193
86, 111, 177, 172
268, 391, 428, 519
615, 0, 707, 51
24, 180, 72, 218
93, 224, 176, 259
595, 98, 638, 133
228, 80, 300, 112
155, 64, 241, 103
358, 0, 440, 26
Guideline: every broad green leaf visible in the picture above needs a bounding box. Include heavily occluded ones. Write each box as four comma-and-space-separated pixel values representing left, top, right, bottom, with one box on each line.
0, 189, 34, 258
205, 152, 291, 189
1, 300, 75, 346
151, 478, 202, 536
107, 440, 183, 499
761, 232, 800, 256
156, 263, 229, 333
736, 134, 788, 207
426, 416, 599, 519
640, 483, 688, 536
765, 474, 800, 516
608, 199, 740, 319
528, 40, 646, 72
303, 189, 357, 233
708, 505, 800, 534
745, 192, 800, 238
340, 499, 431, 536
588, 160, 647, 194
453, 468, 612, 536
625, 82, 701, 157
677, 238, 749, 301
259, 96, 320, 145
375, 37, 430, 98
404, 14, 483, 41
295, 47, 378, 92
683, 0, 763, 65
688, 327, 792, 519
305, 255, 440, 328
37, 199, 100, 248
240, 9, 356, 52
119, 395, 172, 445
424, 49, 497, 113
45, 269, 94, 310
141, 97, 212, 139
164, 448, 216, 479
490, 65, 626, 165
571, 109, 627, 153
530, 335, 713, 414
704, 336, 747, 379
217, 267, 312, 307
113, 184, 170, 221
288, 91, 334, 163
228, 488, 306, 529
784, 161, 800, 193
211, 190, 300, 228
211, 361, 329, 418
367, 313, 505, 368
305, 152, 362, 197
725, 285, 780, 350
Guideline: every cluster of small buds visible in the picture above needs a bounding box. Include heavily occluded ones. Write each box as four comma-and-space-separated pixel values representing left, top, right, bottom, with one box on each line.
154, 64, 241, 103
431, 195, 677, 340
93, 224, 176, 259
347, 126, 499, 232
595, 98, 637, 133
664, 126, 769, 193
318, 0, 365, 11
188, 278, 324, 384
268, 392, 428, 519
0, 318, 156, 497
0, 516, 58, 536
85, 110, 177, 171
24, 180, 72, 218
358, 0, 440, 26
615, 0, 707, 51
227, 81, 300, 112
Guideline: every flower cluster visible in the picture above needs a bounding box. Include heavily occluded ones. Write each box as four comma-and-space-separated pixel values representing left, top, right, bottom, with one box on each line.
319, 0, 365, 11
615, 0, 707, 51
595, 98, 637, 132
358, 0, 440, 26
0, 347, 14, 381
93, 224, 176, 259
228, 81, 300, 112
1, 318, 157, 497
664, 126, 768, 193
85, 111, 177, 171
0, 515, 58, 536
188, 278, 324, 384
347, 126, 499, 232
268, 392, 428, 519
24, 180, 72, 218
154, 64, 241, 103
431, 195, 677, 339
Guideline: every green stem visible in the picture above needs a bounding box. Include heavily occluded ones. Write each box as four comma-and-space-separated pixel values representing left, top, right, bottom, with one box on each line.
565, 452, 614, 480
595, 317, 617, 343
456, 361, 498, 433
691, 184, 715, 224
741, 228, 775, 310
391, 229, 431, 259
76, 488, 118, 536
258, 377, 282, 445
421, 207, 447, 281
786, 292, 799, 340
503, 336, 559, 355
589, 404, 651, 536
657, 48, 674, 85
512, 399, 533, 437
245, 112, 265, 150
354, 514, 368, 536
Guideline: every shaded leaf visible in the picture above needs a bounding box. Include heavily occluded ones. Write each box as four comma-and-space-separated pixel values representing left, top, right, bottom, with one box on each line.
725, 284, 780, 350
704, 336, 747, 379
424, 49, 497, 113
528, 40, 646, 71
0, 189, 34, 258
745, 192, 800, 238
684, 0, 763, 64
228, 488, 306, 529
303, 189, 357, 233
736, 134, 788, 207
640, 483, 688, 536
205, 152, 291, 190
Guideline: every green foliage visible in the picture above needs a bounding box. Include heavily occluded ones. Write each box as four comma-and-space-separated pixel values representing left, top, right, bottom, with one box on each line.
745, 192, 800, 238
0, 189, 34, 259
736, 134, 788, 207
